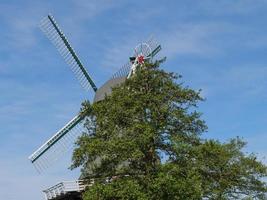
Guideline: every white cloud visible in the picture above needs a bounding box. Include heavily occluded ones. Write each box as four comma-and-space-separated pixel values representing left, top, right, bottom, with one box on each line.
243, 132, 267, 164
161, 25, 216, 58
0, 2, 50, 51
203, 65, 267, 100
70, 0, 124, 20
195, 0, 267, 15
0, 155, 79, 200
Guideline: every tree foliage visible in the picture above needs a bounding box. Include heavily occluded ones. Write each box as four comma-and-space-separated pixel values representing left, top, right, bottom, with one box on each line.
71, 60, 267, 200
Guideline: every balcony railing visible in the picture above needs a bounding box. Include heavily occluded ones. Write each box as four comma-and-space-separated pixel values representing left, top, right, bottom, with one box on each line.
43, 180, 89, 200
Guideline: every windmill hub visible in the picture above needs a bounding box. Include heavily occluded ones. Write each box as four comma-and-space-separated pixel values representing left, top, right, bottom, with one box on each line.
137, 55, 145, 64
127, 42, 153, 78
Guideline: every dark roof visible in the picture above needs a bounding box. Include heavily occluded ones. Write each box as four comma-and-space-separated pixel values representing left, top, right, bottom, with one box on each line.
94, 76, 126, 102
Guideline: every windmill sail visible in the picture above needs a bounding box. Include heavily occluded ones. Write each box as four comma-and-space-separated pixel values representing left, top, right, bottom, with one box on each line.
40, 15, 97, 92
110, 36, 161, 80
29, 115, 85, 172
30, 15, 162, 172
29, 15, 99, 172
146, 36, 162, 58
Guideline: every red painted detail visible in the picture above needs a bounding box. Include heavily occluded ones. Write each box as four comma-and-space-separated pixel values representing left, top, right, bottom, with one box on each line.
137, 55, 145, 64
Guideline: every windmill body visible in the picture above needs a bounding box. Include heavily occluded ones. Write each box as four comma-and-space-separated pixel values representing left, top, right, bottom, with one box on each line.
29, 15, 161, 176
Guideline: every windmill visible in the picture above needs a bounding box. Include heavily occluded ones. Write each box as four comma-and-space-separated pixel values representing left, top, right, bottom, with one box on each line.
29, 14, 162, 173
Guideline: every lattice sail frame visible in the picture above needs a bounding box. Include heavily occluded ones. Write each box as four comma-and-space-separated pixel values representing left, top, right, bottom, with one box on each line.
111, 36, 161, 80
29, 15, 162, 173
29, 115, 86, 172
40, 15, 97, 92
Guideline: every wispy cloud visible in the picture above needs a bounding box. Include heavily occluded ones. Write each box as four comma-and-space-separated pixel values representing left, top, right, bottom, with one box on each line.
197, 64, 267, 100
159, 24, 221, 58
70, 0, 125, 20
0, 155, 80, 200
243, 132, 267, 164
194, 0, 267, 15
0, 2, 49, 51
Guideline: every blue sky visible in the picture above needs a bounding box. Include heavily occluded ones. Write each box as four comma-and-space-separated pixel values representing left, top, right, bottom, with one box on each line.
1, 0, 267, 199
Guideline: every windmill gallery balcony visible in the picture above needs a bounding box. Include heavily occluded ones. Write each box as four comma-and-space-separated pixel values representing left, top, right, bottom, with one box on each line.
43, 180, 89, 200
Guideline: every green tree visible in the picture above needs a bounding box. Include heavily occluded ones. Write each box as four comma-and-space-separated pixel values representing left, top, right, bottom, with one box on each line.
71, 60, 267, 200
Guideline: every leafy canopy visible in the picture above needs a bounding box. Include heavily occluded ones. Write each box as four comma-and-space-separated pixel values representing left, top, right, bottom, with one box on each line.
71, 60, 267, 200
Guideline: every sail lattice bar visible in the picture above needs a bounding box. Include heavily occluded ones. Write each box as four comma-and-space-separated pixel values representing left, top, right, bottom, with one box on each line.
39, 15, 97, 92
28, 115, 84, 171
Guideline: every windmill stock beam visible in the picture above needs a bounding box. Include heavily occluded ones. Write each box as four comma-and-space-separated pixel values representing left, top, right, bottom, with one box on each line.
29, 114, 84, 163
47, 15, 98, 92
